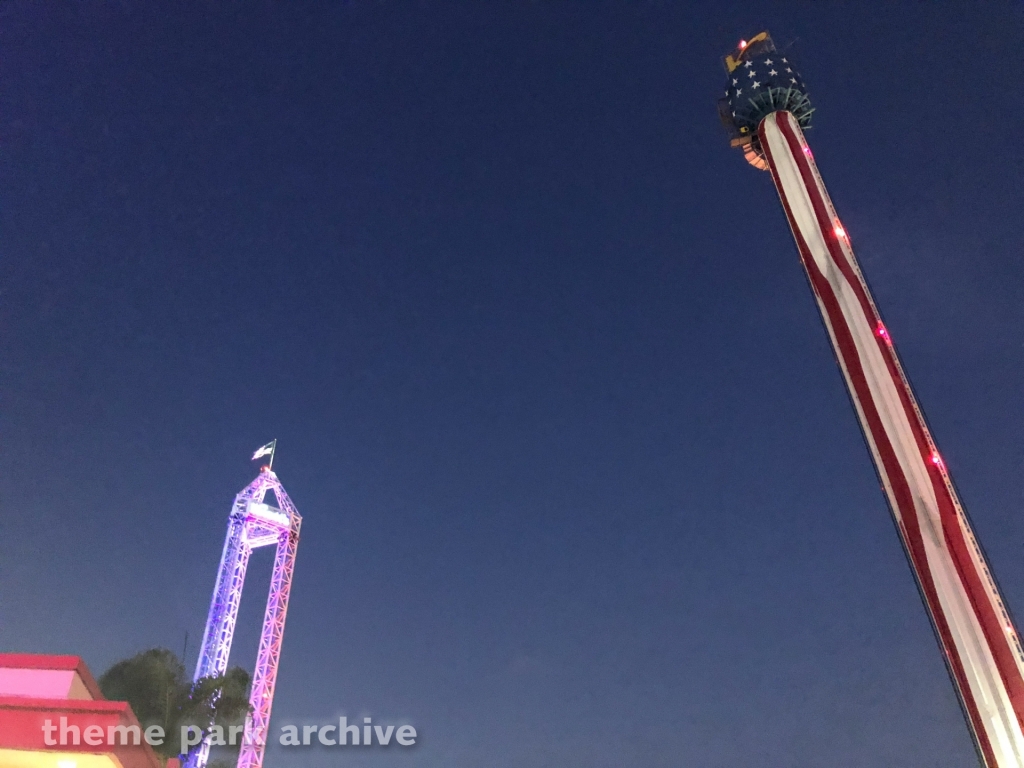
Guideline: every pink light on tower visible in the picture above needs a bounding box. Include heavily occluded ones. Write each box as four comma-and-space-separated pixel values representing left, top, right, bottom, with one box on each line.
185, 447, 302, 768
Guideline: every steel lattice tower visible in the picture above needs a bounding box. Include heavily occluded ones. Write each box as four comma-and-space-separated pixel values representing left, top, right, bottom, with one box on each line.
185, 466, 302, 768
719, 31, 1024, 767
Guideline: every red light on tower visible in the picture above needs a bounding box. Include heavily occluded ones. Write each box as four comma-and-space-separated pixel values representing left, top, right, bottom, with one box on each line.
739, 40, 747, 49
875, 322, 892, 345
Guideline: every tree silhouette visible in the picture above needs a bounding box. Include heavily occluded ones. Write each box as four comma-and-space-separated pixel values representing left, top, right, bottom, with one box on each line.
99, 648, 250, 761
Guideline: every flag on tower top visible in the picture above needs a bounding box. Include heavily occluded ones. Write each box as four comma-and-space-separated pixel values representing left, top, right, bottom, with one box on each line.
252, 440, 276, 461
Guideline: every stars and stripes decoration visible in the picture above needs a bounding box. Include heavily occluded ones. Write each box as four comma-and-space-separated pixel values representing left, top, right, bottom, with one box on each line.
759, 109, 1024, 768
725, 53, 813, 137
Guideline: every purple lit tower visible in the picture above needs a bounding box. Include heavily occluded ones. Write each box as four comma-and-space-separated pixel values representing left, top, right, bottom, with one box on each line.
186, 462, 302, 768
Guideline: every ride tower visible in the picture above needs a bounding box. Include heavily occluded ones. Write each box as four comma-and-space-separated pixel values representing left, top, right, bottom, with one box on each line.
719, 32, 1024, 768
186, 449, 302, 768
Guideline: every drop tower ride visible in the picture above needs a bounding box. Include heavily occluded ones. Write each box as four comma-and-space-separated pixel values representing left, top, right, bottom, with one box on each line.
719, 32, 1024, 767
186, 464, 302, 768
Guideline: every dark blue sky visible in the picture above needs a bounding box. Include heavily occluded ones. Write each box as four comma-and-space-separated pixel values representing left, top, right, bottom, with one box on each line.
3, 2, 1024, 766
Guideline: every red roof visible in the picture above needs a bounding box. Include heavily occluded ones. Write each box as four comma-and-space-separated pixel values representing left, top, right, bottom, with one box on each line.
0, 653, 165, 768
0, 653, 104, 700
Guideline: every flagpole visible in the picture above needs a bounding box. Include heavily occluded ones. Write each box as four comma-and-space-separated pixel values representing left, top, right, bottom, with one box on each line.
268, 440, 276, 472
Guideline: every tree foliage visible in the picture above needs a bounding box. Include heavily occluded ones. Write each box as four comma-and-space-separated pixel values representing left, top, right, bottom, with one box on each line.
99, 648, 251, 760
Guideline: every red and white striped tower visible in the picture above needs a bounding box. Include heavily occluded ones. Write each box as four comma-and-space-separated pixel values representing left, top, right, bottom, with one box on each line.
720, 33, 1024, 767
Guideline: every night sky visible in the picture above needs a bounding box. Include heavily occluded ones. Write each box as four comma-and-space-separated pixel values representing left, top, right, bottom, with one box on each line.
3, 3, 1024, 767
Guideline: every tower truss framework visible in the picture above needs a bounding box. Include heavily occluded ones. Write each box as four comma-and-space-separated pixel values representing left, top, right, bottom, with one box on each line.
185, 467, 302, 768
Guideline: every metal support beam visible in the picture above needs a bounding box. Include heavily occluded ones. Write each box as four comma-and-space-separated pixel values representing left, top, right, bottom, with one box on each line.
185, 468, 302, 768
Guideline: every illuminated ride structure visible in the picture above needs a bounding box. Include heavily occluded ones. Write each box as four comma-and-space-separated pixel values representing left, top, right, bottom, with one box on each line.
186, 467, 302, 768
720, 32, 1024, 768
